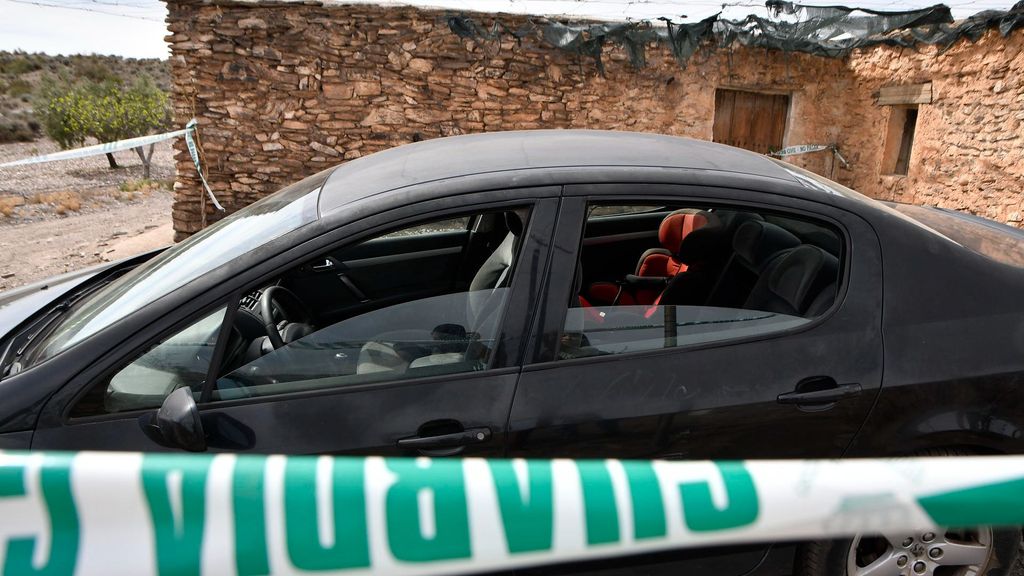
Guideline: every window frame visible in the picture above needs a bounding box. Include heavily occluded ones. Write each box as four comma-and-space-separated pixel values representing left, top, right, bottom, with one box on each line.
61, 193, 558, 423
526, 185, 855, 367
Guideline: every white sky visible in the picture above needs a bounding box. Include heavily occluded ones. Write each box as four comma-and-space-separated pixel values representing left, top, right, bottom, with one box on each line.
0, 0, 1018, 60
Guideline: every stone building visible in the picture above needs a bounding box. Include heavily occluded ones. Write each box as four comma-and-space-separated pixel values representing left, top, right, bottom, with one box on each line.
164, 0, 1024, 240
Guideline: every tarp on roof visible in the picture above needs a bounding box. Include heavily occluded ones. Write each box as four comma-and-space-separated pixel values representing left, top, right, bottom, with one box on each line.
447, 1, 1024, 71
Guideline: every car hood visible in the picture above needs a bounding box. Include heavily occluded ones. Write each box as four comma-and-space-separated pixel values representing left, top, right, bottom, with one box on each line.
0, 265, 110, 339
0, 248, 166, 341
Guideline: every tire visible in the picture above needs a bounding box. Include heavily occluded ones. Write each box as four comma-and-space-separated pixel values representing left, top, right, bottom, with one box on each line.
795, 448, 1021, 576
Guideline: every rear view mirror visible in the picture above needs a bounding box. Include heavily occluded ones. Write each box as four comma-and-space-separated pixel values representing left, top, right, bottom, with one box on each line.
150, 387, 207, 452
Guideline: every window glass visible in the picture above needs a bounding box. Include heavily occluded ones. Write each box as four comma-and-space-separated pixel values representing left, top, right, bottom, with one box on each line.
588, 205, 665, 218
564, 203, 841, 360
211, 208, 528, 400
380, 216, 471, 238
71, 307, 227, 416
561, 305, 808, 359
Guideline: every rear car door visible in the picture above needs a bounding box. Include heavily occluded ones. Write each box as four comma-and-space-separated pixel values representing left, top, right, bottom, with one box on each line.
32, 194, 559, 457
508, 184, 884, 575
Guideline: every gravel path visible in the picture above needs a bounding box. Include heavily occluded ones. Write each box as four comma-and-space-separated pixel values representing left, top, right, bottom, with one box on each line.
0, 137, 178, 291
0, 189, 173, 291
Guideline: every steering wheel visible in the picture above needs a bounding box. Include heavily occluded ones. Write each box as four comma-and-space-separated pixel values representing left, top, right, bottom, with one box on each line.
258, 286, 313, 349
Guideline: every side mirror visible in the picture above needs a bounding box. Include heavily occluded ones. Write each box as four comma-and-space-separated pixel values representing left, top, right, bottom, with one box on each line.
152, 387, 207, 452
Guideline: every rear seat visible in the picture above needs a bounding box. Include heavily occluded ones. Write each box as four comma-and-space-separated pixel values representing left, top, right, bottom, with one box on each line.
655, 210, 763, 307
705, 220, 801, 308
743, 244, 839, 317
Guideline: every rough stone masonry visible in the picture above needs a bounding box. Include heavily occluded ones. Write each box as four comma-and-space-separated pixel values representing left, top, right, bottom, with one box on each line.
164, 0, 1024, 240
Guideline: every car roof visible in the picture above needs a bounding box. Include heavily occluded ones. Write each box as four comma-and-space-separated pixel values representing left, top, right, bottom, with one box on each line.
317, 130, 802, 214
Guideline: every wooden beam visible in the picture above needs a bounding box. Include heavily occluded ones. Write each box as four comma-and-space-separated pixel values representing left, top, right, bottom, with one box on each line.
877, 83, 932, 105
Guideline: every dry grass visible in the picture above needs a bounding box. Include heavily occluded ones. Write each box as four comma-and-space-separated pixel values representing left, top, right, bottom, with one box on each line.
24, 191, 82, 215
0, 195, 24, 217
119, 178, 172, 194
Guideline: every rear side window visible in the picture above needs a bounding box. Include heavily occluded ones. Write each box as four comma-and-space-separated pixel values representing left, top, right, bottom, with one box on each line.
563, 203, 842, 360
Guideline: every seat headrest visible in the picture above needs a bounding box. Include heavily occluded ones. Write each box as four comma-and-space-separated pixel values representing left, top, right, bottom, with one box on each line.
767, 245, 839, 314
733, 221, 801, 271
505, 211, 524, 236
658, 210, 708, 253
676, 210, 761, 266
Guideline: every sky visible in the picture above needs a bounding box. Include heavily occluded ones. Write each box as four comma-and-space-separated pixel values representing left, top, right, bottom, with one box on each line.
0, 0, 1018, 60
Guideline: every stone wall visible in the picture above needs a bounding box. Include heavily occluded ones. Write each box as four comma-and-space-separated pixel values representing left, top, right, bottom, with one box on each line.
165, 0, 1024, 239
844, 33, 1024, 223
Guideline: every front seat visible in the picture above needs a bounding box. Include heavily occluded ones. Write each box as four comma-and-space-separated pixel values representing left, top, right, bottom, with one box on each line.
357, 211, 526, 375
467, 211, 524, 323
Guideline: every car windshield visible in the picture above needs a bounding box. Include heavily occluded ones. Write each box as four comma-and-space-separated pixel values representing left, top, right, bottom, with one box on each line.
25, 169, 331, 367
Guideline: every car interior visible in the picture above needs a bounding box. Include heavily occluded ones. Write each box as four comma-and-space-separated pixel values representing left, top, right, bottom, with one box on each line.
562, 204, 842, 359
207, 208, 531, 399
76, 202, 844, 416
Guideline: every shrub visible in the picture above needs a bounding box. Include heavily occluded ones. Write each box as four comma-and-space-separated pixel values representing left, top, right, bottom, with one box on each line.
0, 110, 40, 143
35, 74, 171, 172
6, 79, 32, 98
0, 53, 41, 75
73, 57, 119, 85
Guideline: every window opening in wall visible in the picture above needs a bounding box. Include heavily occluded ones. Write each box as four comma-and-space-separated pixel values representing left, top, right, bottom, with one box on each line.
883, 106, 918, 176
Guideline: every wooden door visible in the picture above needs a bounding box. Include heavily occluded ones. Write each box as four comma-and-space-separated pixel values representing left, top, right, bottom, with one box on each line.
713, 89, 790, 155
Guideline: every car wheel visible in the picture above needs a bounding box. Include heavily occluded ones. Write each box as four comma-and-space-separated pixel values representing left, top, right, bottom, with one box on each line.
796, 448, 1021, 576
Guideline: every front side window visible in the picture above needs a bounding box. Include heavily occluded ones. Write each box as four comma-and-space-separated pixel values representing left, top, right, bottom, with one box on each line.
71, 307, 227, 416
213, 207, 529, 399
564, 203, 842, 360
71, 207, 530, 417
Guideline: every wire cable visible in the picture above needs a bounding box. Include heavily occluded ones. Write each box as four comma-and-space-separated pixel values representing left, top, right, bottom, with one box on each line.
0, 0, 165, 22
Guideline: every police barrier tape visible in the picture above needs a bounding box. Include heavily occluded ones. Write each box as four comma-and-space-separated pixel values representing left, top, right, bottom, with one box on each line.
1, 451, 1023, 576
770, 144, 850, 169
0, 120, 224, 211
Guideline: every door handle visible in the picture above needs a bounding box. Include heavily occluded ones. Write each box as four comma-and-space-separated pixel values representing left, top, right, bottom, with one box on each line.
310, 258, 335, 272
777, 380, 861, 405
397, 427, 491, 450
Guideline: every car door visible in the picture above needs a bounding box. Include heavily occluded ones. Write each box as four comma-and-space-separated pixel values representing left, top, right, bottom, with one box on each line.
31, 195, 559, 457
507, 185, 883, 576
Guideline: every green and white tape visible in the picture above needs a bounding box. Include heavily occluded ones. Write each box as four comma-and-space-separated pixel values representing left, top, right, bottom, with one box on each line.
771, 143, 850, 169
0, 120, 224, 212
1, 452, 1023, 576
183, 119, 224, 212
771, 144, 832, 157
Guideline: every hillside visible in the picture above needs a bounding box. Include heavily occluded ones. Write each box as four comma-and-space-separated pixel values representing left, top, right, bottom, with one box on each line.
0, 51, 170, 143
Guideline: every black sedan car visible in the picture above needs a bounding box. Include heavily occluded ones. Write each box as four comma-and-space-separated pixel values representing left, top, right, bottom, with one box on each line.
2, 130, 1023, 576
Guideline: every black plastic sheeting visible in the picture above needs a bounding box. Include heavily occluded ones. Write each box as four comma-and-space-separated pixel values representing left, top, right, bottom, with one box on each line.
446, 1, 1024, 72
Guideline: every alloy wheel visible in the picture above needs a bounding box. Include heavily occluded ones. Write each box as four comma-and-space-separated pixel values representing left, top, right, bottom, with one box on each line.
847, 529, 993, 576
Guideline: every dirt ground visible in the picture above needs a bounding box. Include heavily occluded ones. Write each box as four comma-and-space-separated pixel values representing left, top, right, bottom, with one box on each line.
0, 138, 176, 291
